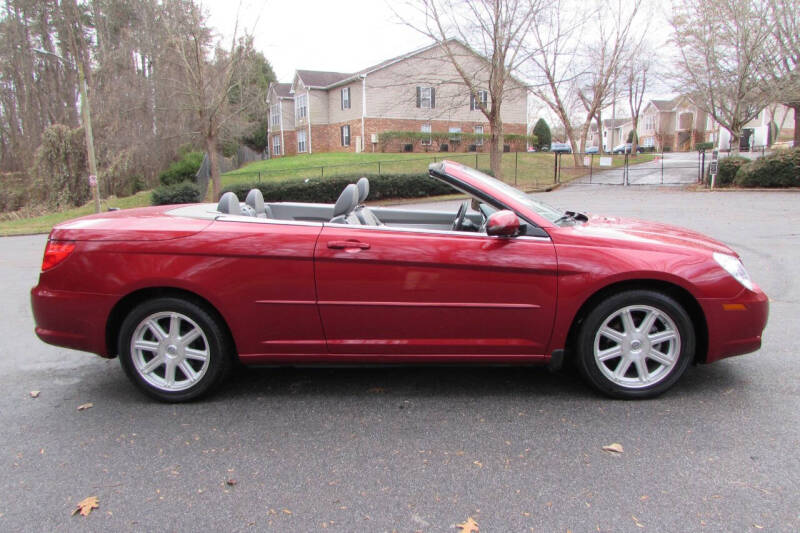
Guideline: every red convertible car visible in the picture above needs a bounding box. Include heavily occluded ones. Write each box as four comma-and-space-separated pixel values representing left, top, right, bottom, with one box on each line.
31, 161, 768, 401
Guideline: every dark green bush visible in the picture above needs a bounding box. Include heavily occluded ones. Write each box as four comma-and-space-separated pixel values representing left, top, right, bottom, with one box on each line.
734, 148, 800, 188
151, 182, 202, 205
222, 173, 453, 204
158, 151, 204, 186
713, 155, 749, 186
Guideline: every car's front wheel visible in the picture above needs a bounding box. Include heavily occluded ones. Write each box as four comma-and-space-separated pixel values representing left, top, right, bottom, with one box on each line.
575, 290, 695, 399
118, 297, 233, 402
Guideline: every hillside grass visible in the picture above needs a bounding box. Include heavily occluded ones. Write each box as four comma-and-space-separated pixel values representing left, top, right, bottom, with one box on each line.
0, 191, 151, 236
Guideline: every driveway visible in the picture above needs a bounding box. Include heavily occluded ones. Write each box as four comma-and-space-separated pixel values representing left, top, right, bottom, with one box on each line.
1, 188, 799, 531
570, 152, 703, 186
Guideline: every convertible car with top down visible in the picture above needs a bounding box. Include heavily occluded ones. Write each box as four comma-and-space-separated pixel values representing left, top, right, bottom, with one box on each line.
31, 160, 769, 401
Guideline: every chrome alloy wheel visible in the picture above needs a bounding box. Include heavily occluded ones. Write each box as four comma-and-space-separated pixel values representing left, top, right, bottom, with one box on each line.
130, 311, 210, 392
593, 304, 681, 389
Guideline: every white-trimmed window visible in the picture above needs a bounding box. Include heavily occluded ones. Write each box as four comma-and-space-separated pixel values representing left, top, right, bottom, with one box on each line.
296, 93, 308, 121
421, 123, 432, 145
474, 125, 484, 146
416, 86, 435, 109
272, 135, 282, 156
297, 130, 307, 153
470, 90, 488, 111
341, 87, 350, 110
341, 125, 350, 147
449, 126, 461, 142
270, 104, 280, 128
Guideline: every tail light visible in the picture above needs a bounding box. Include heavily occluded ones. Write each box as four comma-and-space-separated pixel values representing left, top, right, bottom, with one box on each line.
41, 241, 76, 271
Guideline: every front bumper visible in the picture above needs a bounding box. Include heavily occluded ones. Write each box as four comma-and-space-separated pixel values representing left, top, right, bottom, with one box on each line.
700, 286, 769, 363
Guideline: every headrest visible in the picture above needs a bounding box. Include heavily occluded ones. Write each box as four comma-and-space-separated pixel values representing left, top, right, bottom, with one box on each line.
333, 184, 359, 217
356, 177, 369, 203
217, 192, 242, 215
245, 188, 265, 216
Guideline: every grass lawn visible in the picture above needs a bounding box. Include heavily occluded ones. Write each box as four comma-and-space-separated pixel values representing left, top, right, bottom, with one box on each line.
0, 191, 152, 236
222, 151, 653, 190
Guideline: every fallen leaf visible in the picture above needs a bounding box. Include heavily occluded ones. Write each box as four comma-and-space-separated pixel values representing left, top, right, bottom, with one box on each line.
30, 390, 40, 398
77, 402, 94, 411
602, 443, 624, 454
457, 516, 479, 533
226, 479, 237, 486
473, 460, 483, 468
632, 515, 644, 528
282, 509, 292, 515
72, 496, 99, 517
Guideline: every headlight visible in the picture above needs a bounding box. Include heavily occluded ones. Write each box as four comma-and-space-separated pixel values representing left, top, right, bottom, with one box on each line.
713, 252, 754, 291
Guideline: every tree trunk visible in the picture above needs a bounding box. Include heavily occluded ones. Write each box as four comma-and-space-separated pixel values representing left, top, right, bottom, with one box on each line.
206, 135, 220, 200
793, 103, 800, 147
630, 117, 639, 154
489, 120, 503, 180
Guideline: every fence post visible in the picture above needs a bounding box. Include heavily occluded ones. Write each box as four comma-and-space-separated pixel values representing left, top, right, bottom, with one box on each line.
661, 150, 664, 183
624, 153, 629, 186
321, 166, 324, 178
589, 154, 593, 183
514, 151, 518, 186
553, 152, 558, 184
258, 171, 261, 183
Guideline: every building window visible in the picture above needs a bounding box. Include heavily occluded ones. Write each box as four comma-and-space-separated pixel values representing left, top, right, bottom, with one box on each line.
297, 130, 307, 153
416, 86, 435, 109
296, 93, 308, 121
270, 104, 280, 128
341, 87, 350, 110
421, 123, 432, 145
470, 90, 488, 111
474, 125, 484, 145
272, 135, 281, 156
449, 126, 461, 143
341, 125, 350, 147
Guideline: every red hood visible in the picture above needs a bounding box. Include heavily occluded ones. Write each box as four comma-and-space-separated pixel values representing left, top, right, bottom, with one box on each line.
559, 215, 736, 256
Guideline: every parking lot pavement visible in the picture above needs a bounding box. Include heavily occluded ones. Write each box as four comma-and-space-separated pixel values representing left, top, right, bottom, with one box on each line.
570, 152, 703, 186
1, 188, 799, 531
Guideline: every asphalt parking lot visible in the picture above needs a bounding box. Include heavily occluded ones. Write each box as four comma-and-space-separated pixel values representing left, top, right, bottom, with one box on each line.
1, 185, 798, 531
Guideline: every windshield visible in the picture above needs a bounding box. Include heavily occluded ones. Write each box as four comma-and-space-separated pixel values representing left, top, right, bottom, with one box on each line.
451, 164, 566, 223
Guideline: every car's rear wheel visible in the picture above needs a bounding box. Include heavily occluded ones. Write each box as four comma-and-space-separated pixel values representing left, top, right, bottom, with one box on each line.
575, 290, 695, 399
118, 297, 232, 402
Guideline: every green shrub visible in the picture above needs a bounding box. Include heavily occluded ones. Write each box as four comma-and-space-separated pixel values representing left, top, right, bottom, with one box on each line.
151, 182, 202, 205
532, 118, 551, 149
734, 148, 800, 188
222, 173, 454, 204
158, 151, 204, 186
695, 142, 714, 151
711, 155, 749, 186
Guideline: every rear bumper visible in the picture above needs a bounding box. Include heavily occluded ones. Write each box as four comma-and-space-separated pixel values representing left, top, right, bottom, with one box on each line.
700, 287, 769, 364
30, 285, 116, 357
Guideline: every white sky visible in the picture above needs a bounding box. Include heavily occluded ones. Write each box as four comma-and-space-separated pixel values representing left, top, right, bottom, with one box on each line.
201, 0, 431, 82
201, 0, 678, 125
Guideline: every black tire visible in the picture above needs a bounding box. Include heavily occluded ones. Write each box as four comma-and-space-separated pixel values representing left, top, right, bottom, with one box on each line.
118, 297, 233, 402
575, 290, 695, 399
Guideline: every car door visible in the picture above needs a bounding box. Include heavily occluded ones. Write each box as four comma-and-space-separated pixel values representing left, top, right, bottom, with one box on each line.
314, 224, 558, 357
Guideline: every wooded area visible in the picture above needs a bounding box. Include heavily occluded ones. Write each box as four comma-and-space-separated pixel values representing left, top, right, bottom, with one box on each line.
0, 0, 273, 212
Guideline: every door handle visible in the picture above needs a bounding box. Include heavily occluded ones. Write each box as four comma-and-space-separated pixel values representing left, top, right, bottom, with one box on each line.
327, 240, 370, 250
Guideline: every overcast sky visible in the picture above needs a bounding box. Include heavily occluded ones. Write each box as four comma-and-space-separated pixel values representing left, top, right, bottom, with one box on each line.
202, 0, 431, 82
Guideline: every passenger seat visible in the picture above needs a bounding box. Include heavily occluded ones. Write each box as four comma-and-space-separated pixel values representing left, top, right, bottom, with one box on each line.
354, 177, 383, 226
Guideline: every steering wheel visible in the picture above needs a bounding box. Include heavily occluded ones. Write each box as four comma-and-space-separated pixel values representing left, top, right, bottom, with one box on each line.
450, 200, 469, 231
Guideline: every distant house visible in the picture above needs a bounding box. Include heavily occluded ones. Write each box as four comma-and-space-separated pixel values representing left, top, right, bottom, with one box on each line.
714, 103, 796, 151
602, 118, 633, 151
638, 96, 708, 152
266, 40, 529, 157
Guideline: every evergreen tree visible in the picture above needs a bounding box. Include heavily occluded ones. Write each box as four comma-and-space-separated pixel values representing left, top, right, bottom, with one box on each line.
533, 118, 551, 149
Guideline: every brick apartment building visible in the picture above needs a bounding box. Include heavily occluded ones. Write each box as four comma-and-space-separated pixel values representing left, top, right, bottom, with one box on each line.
266, 40, 529, 157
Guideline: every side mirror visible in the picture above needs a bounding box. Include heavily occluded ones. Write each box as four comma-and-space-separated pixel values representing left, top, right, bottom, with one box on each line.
486, 210, 520, 237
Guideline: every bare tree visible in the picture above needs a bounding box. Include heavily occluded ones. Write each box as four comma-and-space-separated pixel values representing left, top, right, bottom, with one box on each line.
525, 0, 586, 164
765, 0, 800, 146
396, 0, 542, 179
623, 49, 651, 154
164, 3, 266, 200
574, 0, 642, 156
670, 0, 772, 152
